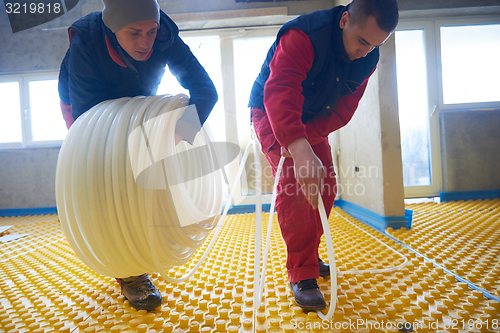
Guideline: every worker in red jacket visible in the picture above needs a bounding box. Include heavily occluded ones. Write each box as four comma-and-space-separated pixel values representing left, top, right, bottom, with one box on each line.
248, 0, 399, 310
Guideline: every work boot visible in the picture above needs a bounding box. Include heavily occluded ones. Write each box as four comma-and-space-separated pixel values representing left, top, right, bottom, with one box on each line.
119, 274, 162, 311
318, 258, 330, 277
290, 279, 326, 310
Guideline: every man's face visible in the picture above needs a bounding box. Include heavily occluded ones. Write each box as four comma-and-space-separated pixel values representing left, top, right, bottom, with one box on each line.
340, 12, 392, 61
115, 20, 158, 61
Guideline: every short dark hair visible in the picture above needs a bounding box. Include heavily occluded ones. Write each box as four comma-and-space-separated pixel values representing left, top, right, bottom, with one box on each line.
348, 0, 399, 33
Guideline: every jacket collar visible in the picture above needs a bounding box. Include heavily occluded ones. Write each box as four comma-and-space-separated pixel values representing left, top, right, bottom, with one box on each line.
104, 34, 127, 67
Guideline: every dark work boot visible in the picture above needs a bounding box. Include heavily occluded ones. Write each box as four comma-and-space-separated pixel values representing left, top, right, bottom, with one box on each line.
119, 274, 162, 311
318, 258, 330, 277
290, 279, 326, 310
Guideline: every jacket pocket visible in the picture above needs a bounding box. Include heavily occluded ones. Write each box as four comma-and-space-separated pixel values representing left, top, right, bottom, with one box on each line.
344, 80, 361, 95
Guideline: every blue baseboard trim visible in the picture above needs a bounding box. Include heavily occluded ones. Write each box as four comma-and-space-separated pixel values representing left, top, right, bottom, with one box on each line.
334, 200, 412, 231
440, 189, 500, 202
0, 207, 58, 217
224, 204, 271, 215
1, 204, 266, 218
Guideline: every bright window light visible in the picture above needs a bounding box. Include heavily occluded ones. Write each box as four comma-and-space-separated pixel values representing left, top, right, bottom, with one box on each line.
157, 36, 225, 143
395, 30, 432, 187
30, 80, 68, 141
0, 82, 22, 144
441, 24, 500, 104
233, 36, 275, 148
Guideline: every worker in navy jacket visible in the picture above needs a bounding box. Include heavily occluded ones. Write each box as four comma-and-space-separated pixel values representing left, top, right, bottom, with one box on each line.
58, 0, 217, 311
58, 0, 217, 142
249, 0, 398, 310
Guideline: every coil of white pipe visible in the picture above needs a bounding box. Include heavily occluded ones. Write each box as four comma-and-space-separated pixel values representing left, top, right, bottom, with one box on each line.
56, 94, 223, 279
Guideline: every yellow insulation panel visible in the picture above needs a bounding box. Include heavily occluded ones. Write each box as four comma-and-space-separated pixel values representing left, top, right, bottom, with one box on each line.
0, 201, 499, 332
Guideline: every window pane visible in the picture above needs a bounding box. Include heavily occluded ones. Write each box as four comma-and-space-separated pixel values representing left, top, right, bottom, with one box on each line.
157, 35, 225, 143
234, 36, 276, 195
30, 80, 67, 141
233, 36, 275, 148
395, 30, 432, 187
0, 82, 22, 144
441, 24, 500, 104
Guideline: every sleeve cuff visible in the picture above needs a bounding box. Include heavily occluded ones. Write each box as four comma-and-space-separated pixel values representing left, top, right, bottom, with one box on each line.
175, 104, 201, 145
277, 129, 308, 150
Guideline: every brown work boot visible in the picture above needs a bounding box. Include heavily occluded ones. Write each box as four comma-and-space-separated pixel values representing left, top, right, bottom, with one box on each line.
290, 279, 326, 310
118, 274, 162, 311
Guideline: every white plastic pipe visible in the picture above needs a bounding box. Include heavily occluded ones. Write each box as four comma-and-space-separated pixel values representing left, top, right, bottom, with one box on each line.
161, 141, 257, 283
257, 156, 408, 320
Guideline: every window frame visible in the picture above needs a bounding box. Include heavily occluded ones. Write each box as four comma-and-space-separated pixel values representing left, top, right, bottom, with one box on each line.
396, 15, 500, 198
435, 17, 500, 111
396, 20, 443, 198
0, 75, 23, 149
0, 71, 62, 150
179, 26, 281, 206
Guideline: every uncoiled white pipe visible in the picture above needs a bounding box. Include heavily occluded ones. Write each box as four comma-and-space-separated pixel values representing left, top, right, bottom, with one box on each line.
160, 141, 258, 284
258, 156, 409, 321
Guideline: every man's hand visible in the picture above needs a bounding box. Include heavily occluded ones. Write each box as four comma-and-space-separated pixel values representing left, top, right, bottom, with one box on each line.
280, 146, 292, 158
286, 138, 325, 209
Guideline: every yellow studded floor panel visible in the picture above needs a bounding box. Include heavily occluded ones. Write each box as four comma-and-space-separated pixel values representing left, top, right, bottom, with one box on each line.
389, 199, 500, 298
0, 202, 499, 333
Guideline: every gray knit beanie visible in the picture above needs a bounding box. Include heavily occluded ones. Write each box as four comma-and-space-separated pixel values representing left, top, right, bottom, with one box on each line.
102, 0, 160, 33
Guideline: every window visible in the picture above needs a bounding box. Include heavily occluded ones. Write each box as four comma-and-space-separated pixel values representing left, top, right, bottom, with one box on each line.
157, 29, 279, 202
233, 36, 276, 196
233, 36, 276, 148
30, 80, 67, 142
0, 73, 66, 149
0, 81, 22, 144
157, 35, 225, 143
395, 30, 431, 187
440, 24, 500, 105
395, 17, 500, 197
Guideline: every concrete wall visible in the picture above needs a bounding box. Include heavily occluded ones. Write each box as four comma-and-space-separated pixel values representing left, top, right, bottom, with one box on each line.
0, 3, 82, 73
0, 148, 60, 209
334, 35, 405, 217
335, 68, 385, 215
440, 110, 500, 193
